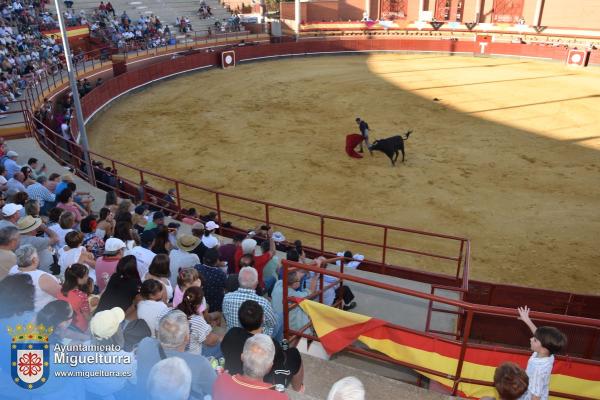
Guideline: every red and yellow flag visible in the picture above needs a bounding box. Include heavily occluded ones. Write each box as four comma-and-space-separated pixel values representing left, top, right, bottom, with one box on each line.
298, 299, 600, 399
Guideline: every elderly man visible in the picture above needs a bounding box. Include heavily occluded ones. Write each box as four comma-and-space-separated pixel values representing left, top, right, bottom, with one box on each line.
3, 150, 20, 179
7, 171, 26, 192
0, 225, 19, 279
136, 310, 216, 399
223, 266, 281, 339
221, 300, 304, 391
271, 270, 318, 333
18, 215, 59, 272
0, 203, 23, 228
147, 357, 192, 400
213, 334, 288, 399
26, 175, 56, 213
327, 377, 365, 400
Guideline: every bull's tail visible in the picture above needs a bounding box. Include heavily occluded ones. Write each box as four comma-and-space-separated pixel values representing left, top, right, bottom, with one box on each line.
403, 130, 413, 140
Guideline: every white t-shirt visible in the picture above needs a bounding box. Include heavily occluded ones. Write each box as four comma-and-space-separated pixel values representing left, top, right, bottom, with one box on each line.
49, 224, 73, 250
519, 352, 554, 400
126, 246, 156, 279
9, 266, 59, 312
136, 300, 169, 338
168, 249, 199, 287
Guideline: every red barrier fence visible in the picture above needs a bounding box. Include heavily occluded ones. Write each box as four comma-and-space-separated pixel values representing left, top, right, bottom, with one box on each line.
24, 36, 600, 362
282, 259, 600, 399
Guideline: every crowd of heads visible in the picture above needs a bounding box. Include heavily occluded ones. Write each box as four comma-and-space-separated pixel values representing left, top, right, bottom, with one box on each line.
0, 140, 372, 399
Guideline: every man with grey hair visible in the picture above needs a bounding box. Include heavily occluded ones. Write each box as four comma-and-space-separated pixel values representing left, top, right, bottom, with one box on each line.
147, 357, 192, 400
326, 376, 365, 400
222, 266, 280, 339
213, 333, 288, 399
136, 309, 216, 399
0, 225, 19, 279
9, 244, 60, 312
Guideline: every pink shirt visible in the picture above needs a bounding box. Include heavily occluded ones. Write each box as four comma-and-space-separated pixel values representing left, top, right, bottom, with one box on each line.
57, 202, 83, 223
95, 256, 120, 292
172, 284, 207, 312
58, 289, 90, 332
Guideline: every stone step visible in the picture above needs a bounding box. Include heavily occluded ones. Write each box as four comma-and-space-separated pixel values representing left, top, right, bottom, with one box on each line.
300, 353, 458, 400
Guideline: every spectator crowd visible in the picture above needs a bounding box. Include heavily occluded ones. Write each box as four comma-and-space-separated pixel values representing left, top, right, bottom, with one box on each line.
0, 140, 375, 399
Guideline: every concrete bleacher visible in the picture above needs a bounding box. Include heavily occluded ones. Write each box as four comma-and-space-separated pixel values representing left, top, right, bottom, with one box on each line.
7, 135, 463, 398
73, 0, 234, 33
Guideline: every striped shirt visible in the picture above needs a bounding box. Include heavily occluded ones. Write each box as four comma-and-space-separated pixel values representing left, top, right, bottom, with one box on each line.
222, 288, 277, 336
26, 182, 56, 207
187, 314, 212, 354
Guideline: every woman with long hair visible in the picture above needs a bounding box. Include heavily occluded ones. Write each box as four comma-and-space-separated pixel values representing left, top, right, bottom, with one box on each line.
57, 263, 91, 332
150, 225, 171, 255
177, 286, 222, 355
104, 190, 119, 214
96, 207, 115, 240
144, 254, 173, 303
114, 220, 139, 250
95, 255, 141, 317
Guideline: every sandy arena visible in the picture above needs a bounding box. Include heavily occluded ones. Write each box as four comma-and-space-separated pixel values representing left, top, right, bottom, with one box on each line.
88, 54, 600, 295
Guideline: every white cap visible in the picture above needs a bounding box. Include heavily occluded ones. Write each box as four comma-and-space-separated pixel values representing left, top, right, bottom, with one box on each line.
90, 307, 125, 339
205, 221, 219, 231
6, 150, 18, 158
104, 237, 126, 253
201, 235, 219, 249
241, 238, 257, 255
2, 203, 23, 217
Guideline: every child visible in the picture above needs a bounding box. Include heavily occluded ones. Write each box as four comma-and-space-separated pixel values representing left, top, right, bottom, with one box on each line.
481, 362, 529, 400
517, 306, 567, 400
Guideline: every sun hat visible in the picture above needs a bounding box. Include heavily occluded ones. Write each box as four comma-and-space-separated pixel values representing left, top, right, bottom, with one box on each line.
241, 238, 257, 255
2, 203, 23, 217
90, 307, 125, 339
176, 234, 201, 252
272, 232, 286, 243
17, 215, 42, 234
205, 221, 219, 231
6, 150, 18, 158
104, 237, 126, 254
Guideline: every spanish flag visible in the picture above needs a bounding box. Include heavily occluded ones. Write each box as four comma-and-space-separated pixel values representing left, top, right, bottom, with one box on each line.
297, 299, 600, 399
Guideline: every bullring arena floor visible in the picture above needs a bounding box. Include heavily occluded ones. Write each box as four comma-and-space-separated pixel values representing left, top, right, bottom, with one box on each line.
88, 54, 600, 295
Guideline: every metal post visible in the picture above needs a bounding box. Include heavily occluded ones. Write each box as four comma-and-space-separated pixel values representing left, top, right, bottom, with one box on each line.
265, 204, 270, 227
456, 240, 464, 281
533, 0, 545, 26
53, 0, 95, 187
282, 261, 289, 340
452, 310, 474, 395
294, 0, 301, 36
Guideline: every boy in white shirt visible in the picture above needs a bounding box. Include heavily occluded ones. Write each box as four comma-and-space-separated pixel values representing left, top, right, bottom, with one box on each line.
517, 306, 567, 400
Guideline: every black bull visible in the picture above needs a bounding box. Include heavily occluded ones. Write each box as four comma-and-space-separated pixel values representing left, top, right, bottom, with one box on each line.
368, 131, 412, 166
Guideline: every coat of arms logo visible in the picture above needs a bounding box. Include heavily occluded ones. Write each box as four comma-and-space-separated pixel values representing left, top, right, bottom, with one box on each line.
8, 323, 52, 389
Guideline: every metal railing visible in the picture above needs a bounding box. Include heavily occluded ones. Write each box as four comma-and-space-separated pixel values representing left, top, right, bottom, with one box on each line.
281, 258, 600, 399
25, 109, 470, 288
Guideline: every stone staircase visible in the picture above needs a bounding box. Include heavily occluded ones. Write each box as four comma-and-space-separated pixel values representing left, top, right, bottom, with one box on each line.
73, 0, 234, 33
